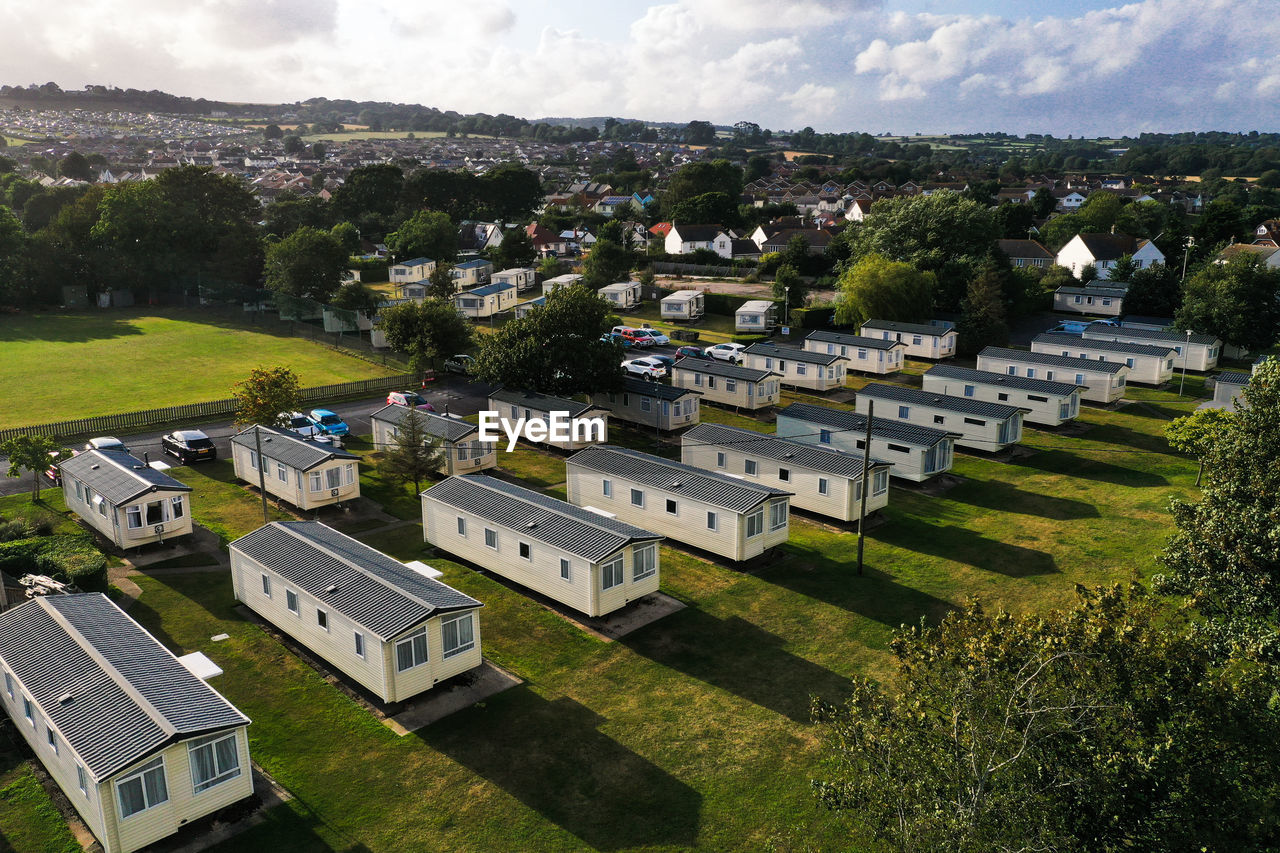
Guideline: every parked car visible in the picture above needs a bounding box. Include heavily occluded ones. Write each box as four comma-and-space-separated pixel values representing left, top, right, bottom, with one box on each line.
704, 342, 747, 362
282, 412, 322, 438
600, 332, 634, 348
623, 357, 669, 379
633, 328, 670, 346
612, 326, 655, 347
44, 450, 69, 485
675, 345, 707, 359
386, 390, 436, 412
309, 409, 349, 437
649, 355, 676, 370
443, 354, 475, 375
84, 436, 128, 453
161, 430, 217, 464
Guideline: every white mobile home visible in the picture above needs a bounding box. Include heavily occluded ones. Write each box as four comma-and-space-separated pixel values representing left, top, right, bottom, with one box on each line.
1082, 326, 1221, 372
513, 296, 546, 319
859, 320, 957, 359
775, 402, 958, 482
670, 359, 780, 410
741, 342, 847, 392
976, 346, 1129, 404
0, 594, 252, 853
1053, 285, 1127, 317
660, 289, 704, 321
389, 257, 435, 283
922, 364, 1084, 426
735, 300, 778, 333
681, 423, 891, 523
230, 426, 361, 510
590, 377, 702, 431
451, 259, 493, 289
1031, 334, 1176, 385
370, 405, 496, 474
230, 521, 483, 704
454, 281, 517, 319
803, 330, 905, 375
485, 388, 609, 451
421, 475, 664, 617
493, 267, 537, 292
542, 273, 584, 296
566, 445, 792, 562
1209, 371, 1250, 410
59, 450, 193, 549
599, 280, 642, 310
856, 383, 1027, 453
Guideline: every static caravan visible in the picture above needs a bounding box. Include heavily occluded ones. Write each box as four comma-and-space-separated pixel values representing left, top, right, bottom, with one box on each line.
370, 405, 496, 474
230, 521, 483, 703
1031, 334, 1176, 386
454, 281, 517, 319
670, 359, 780, 411
0, 594, 252, 853
389, 257, 435, 283
803, 330, 905, 375
775, 402, 958, 482
230, 425, 361, 510
976, 347, 1129, 404
485, 388, 609, 451
1210, 371, 1250, 410
451, 259, 493, 289
599, 280, 642, 310
59, 450, 193, 549
860, 320, 957, 360
735, 300, 778, 333
1053, 285, 1127, 317
421, 475, 664, 617
1082, 326, 1221, 372
681, 422, 891, 523
542, 273, 584, 296
493, 267, 537, 292
590, 377, 702, 431
741, 342, 846, 392
566, 445, 792, 562
856, 383, 1027, 453
661, 289, 705, 321
923, 364, 1084, 427
513, 296, 545, 319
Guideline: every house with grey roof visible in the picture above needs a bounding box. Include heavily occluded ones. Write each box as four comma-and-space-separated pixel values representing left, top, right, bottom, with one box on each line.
735, 299, 777, 333
230, 425, 361, 511
670, 358, 780, 410
856, 383, 1028, 453
589, 377, 702, 431
997, 238, 1054, 269
660, 289, 704, 321
1082, 325, 1221, 371
421, 475, 664, 617
492, 267, 537, 292
977, 346, 1130, 404
230, 521, 482, 703
922, 364, 1084, 426
859, 319, 957, 359
565, 445, 792, 561
0, 594, 252, 853
1031, 333, 1177, 385
485, 388, 609, 451
450, 258, 493, 290
1052, 284, 1128, 316
1055, 232, 1164, 280
599, 280, 642, 310
681, 423, 890, 522
775, 402, 958, 482
1207, 371, 1251, 411
740, 342, 847, 392
59, 450, 193, 549
370, 405, 496, 475
389, 257, 435, 284
454, 280, 516, 319
803, 330, 905, 375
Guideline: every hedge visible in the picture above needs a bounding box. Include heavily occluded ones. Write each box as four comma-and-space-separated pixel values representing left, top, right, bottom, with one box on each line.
0, 535, 108, 592
348, 258, 390, 283
731, 333, 772, 345
791, 306, 837, 329
703, 293, 780, 316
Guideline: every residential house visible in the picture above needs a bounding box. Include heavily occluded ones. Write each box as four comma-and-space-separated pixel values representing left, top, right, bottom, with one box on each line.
740, 342, 847, 392
681, 423, 891, 523
665, 224, 721, 255
803, 330, 905, 375
454, 281, 517, 319
493, 267, 537, 291
1209, 371, 1250, 411
922, 364, 1084, 426
855, 383, 1027, 453
0, 594, 252, 853
759, 229, 833, 256
526, 223, 569, 257
1082, 325, 1221, 371
670, 359, 780, 410
735, 300, 778, 333
590, 377, 701, 431
1055, 233, 1165, 280
394, 282, 430, 301
977, 346, 1129, 404
389, 257, 435, 283
421, 475, 663, 617
859, 320, 957, 360
594, 195, 634, 217
230, 522, 482, 703
660, 289, 704, 321
1053, 284, 1127, 316
844, 198, 873, 222
513, 295, 546, 319
59, 451, 193, 550
565, 445, 792, 562
1031, 333, 1176, 385
230, 425, 361, 510
450, 259, 493, 290
486, 388, 609, 451
1215, 244, 1280, 268
997, 239, 1054, 269
457, 221, 504, 253
542, 273, 584, 296
774, 402, 957, 483
598, 280, 642, 310
370, 405, 496, 475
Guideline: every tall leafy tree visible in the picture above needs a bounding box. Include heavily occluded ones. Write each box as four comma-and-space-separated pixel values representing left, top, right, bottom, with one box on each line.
581, 238, 633, 287
376, 409, 444, 495
1, 434, 65, 500
771, 264, 805, 311
1124, 262, 1181, 317
331, 164, 404, 229
956, 263, 1010, 356
1176, 254, 1280, 352
834, 254, 936, 327
492, 226, 535, 270
667, 191, 737, 227
263, 226, 348, 302
377, 298, 474, 375
1165, 406, 1235, 487
232, 367, 300, 429
663, 160, 742, 210
386, 209, 458, 263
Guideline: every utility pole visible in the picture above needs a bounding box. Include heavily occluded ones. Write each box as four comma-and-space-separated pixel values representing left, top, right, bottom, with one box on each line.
1181, 235, 1195, 282
254, 425, 269, 524
1179, 328, 1191, 397
856, 400, 873, 577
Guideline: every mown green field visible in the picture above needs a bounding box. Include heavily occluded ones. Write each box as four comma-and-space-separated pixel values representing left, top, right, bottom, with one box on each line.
0, 309, 396, 428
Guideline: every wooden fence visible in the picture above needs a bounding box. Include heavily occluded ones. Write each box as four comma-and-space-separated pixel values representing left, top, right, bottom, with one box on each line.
0, 373, 418, 445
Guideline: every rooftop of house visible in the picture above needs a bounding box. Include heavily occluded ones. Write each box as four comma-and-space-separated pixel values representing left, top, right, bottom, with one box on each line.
59, 449, 191, 505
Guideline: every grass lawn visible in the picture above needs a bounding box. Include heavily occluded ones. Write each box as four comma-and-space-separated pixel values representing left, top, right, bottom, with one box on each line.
4, 379, 1206, 852
0, 743, 80, 853
616, 303, 739, 345
0, 308, 397, 428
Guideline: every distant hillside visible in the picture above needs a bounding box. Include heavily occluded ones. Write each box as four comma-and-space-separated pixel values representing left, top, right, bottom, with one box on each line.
533, 115, 730, 132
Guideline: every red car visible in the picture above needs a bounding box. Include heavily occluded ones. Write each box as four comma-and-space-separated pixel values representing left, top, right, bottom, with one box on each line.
387, 390, 436, 412
612, 326, 655, 347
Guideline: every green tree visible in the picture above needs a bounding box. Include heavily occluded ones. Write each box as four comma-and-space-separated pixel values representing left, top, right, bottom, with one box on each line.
663, 160, 742, 210
537, 256, 564, 279
668, 191, 737, 227
1030, 187, 1056, 218
376, 408, 444, 495
1125, 262, 1181, 317
377, 298, 474, 375
330, 221, 361, 255
263, 123, 283, 140
1, 434, 64, 500
0, 205, 28, 303
263, 226, 348, 302
1115, 199, 1170, 240
330, 281, 383, 313
956, 263, 1010, 357
473, 285, 622, 396
283, 135, 305, 156
581, 238, 633, 287
331, 164, 404, 229
427, 261, 457, 299
772, 264, 805, 311
492, 226, 535, 270
835, 254, 936, 327
386, 209, 458, 263
1165, 406, 1235, 486
311, 142, 326, 160
1108, 253, 1139, 283
1176, 253, 1280, 351
57, 151, 93, 182
232, 366, 300, 429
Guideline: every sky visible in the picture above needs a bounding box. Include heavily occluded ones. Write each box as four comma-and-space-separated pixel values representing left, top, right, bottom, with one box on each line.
0, 0, 1275, 137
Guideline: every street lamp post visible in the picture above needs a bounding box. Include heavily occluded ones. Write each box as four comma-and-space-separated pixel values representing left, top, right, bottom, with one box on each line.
1181, 236, 1195, 282
784, 286, 790, 328
1179, 328, 1191, 396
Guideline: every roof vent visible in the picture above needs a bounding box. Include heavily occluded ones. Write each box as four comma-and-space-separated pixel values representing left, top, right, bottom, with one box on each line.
669, 481, 682, 489
783, 453, 793, 458
526, 521, 538, 529
90, 464, 99, 470
58, 693, 73, 705
325, 584, 337, 594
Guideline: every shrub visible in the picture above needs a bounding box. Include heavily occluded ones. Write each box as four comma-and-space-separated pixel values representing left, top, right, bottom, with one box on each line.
704, 292, 776, 316
731, 334, 770, 345
791, 306, 837, 329
0, 535, 108, 591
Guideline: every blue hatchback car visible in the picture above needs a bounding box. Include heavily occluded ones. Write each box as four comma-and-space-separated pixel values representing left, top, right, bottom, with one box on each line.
309, 409, 350, 436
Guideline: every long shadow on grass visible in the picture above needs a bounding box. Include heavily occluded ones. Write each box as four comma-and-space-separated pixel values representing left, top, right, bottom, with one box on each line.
946, 478, 1099, 520
1013, 448, 1168, 487
622, 607, 851, 723
872, 514, 1059, 577
419, 689, 701, 850
205, 802, 364, 853
1121, 400, 1194, 420
0, 312, 146, 343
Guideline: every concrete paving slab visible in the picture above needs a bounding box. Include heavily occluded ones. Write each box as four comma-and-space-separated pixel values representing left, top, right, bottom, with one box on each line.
387, 661, 523, 735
